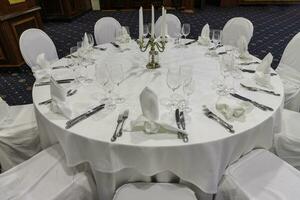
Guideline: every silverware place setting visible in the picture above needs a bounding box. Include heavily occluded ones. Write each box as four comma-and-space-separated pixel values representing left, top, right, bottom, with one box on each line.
116, 110, 129, 138
240, 83, 280, 96
230, 93, 274, 111
111, 113, 124, 142
203, 106, 235, 134
184, 40, 197, 46
111, 110, 130, 142
175, 108, 189, 143
65, 104, 105, 129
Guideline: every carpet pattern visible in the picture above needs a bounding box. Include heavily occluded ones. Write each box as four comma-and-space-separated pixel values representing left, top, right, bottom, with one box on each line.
1, 5, 300, 105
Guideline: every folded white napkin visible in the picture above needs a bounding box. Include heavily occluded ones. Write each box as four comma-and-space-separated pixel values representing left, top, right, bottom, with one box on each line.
216, 97, 252, 122
198, 24, 211, 46
0, 97, 10, 126
117, 27, 131, 44
33, 53, 51, 82
127, 87, 186, 135
237, 36, 251, 59
255, 53, 273, 89
50, 77, 73, 119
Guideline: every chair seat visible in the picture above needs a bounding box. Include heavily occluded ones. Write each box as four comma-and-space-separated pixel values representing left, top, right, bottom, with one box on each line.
0, 104, 41, 171
113, 183, 197, 200
217, 149, 300, 200
274, 109, 300, 170
0, 144, 97, 200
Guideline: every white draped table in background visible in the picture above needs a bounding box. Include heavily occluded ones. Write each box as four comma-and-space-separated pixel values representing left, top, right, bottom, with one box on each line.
33, 40, 284, 200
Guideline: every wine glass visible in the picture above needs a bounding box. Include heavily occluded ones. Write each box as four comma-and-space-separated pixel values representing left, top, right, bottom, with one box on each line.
109, 63, 125, 104
167, 67, 181, 109
212, 30, 221, 48
143, 24, 149, 39
69, 46, 82, 86
183, 79, 195, 120
180, 65, 193, 84
181, 23, 191, 40
87, 33, 95, 50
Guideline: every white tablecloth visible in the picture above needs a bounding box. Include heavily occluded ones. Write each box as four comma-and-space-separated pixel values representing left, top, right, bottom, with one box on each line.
33, 40, 284, 199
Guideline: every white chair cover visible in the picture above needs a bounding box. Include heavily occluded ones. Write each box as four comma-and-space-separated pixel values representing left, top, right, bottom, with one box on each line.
274, 109, 300, 170
113, 183, 197, 200
155, 14, 181, 38
0, 104, 40, 172
19, 28, 59, 69
216, 149, 300, 200
222, 17, 254, 47
276, 32, 300, 112
0, 144, 97, 200
94, 17, 122, 45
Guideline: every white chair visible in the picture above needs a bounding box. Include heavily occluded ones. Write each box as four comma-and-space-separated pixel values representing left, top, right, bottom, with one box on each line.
274, 109, 300, 170
155, 14, 181, 38
222, 17, 254, 47
0, 102, 41, 172
19, 28, 59, 69
0, 143, 97, 200
94, 17, 122, 45
276, 32, 300, 112
216, 149, 300, 200
113, 183, 197, 200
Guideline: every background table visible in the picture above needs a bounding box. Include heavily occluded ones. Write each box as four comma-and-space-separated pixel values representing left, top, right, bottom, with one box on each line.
33, 39, 284, 199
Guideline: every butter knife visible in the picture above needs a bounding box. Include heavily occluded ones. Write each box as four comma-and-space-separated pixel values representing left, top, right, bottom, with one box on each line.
230, 93, 274, 111
65, 104, 105, 129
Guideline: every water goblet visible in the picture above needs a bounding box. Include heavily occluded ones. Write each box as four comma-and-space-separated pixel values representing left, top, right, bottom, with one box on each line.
181, 23, 191, 40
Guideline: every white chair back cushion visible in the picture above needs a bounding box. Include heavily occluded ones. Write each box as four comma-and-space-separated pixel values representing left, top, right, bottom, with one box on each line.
274, 109, 300, 170
94, 17, 122, 45
0, 104, 40, 172
0, 144, 97, 200
19, 28, 58, 69
222, 17, 253, 47
276, 33, 300, 111
155, 14, 181, 38
217, 149, 300, 200
113, 183, 197, 200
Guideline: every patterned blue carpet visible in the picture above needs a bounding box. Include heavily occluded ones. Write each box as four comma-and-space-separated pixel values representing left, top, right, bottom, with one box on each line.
1, 5, 300, 105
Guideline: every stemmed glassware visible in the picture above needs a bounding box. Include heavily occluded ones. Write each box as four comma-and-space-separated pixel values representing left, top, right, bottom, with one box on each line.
109, 63, 125, 104
70, 46, 85, 85
95, 64, 116, 110
182, 79, 195, 122
181, 23, 191, 40
143, 24, 149, 39
167, 67, 181, 109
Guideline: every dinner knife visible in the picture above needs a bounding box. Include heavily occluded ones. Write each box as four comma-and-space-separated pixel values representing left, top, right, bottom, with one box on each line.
35, 79, 74, 87
111, 42, 120, 48
240, 83, 280, 96
184, 40, 197, 46
65, 104, 105, 129
230, 93, 274, 111
239, 69, 277, 76
239, 61, 260, 65
179, 111, 189, 142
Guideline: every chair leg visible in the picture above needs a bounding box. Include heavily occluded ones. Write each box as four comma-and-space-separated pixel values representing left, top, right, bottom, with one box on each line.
212, 193, 216, 200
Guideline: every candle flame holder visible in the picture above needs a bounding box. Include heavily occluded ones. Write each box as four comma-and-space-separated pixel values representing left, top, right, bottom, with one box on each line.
138, 37, 166, 69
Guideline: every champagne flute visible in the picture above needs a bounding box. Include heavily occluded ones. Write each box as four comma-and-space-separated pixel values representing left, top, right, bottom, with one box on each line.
167, 67, 181, 109
212, 30, 221, 48
183, 79, 195, 120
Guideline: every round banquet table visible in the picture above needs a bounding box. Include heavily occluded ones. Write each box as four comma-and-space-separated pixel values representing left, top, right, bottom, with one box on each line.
33, 39, 284, 200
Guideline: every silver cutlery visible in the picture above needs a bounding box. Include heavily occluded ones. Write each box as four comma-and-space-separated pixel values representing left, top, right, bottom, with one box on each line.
240, 83, 280, 96
117, 110, 129, 137
209, 44, 223, 50
179, 111, 189, 142
67, 89, 77, 97
52, 65, 70, 70
218, 52, 227, 55
184, 40, 197, 46
65, 104, 105, 129
93, 46, 107, 51
239, 61, 260, 65
38, 99, 52, 105
203, 106, 235, 133
175, 109, 188, 143
230, 93, 274, 111
35, 79, 74, 87
111, 113, 124, 142
239, 69, 277, 76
